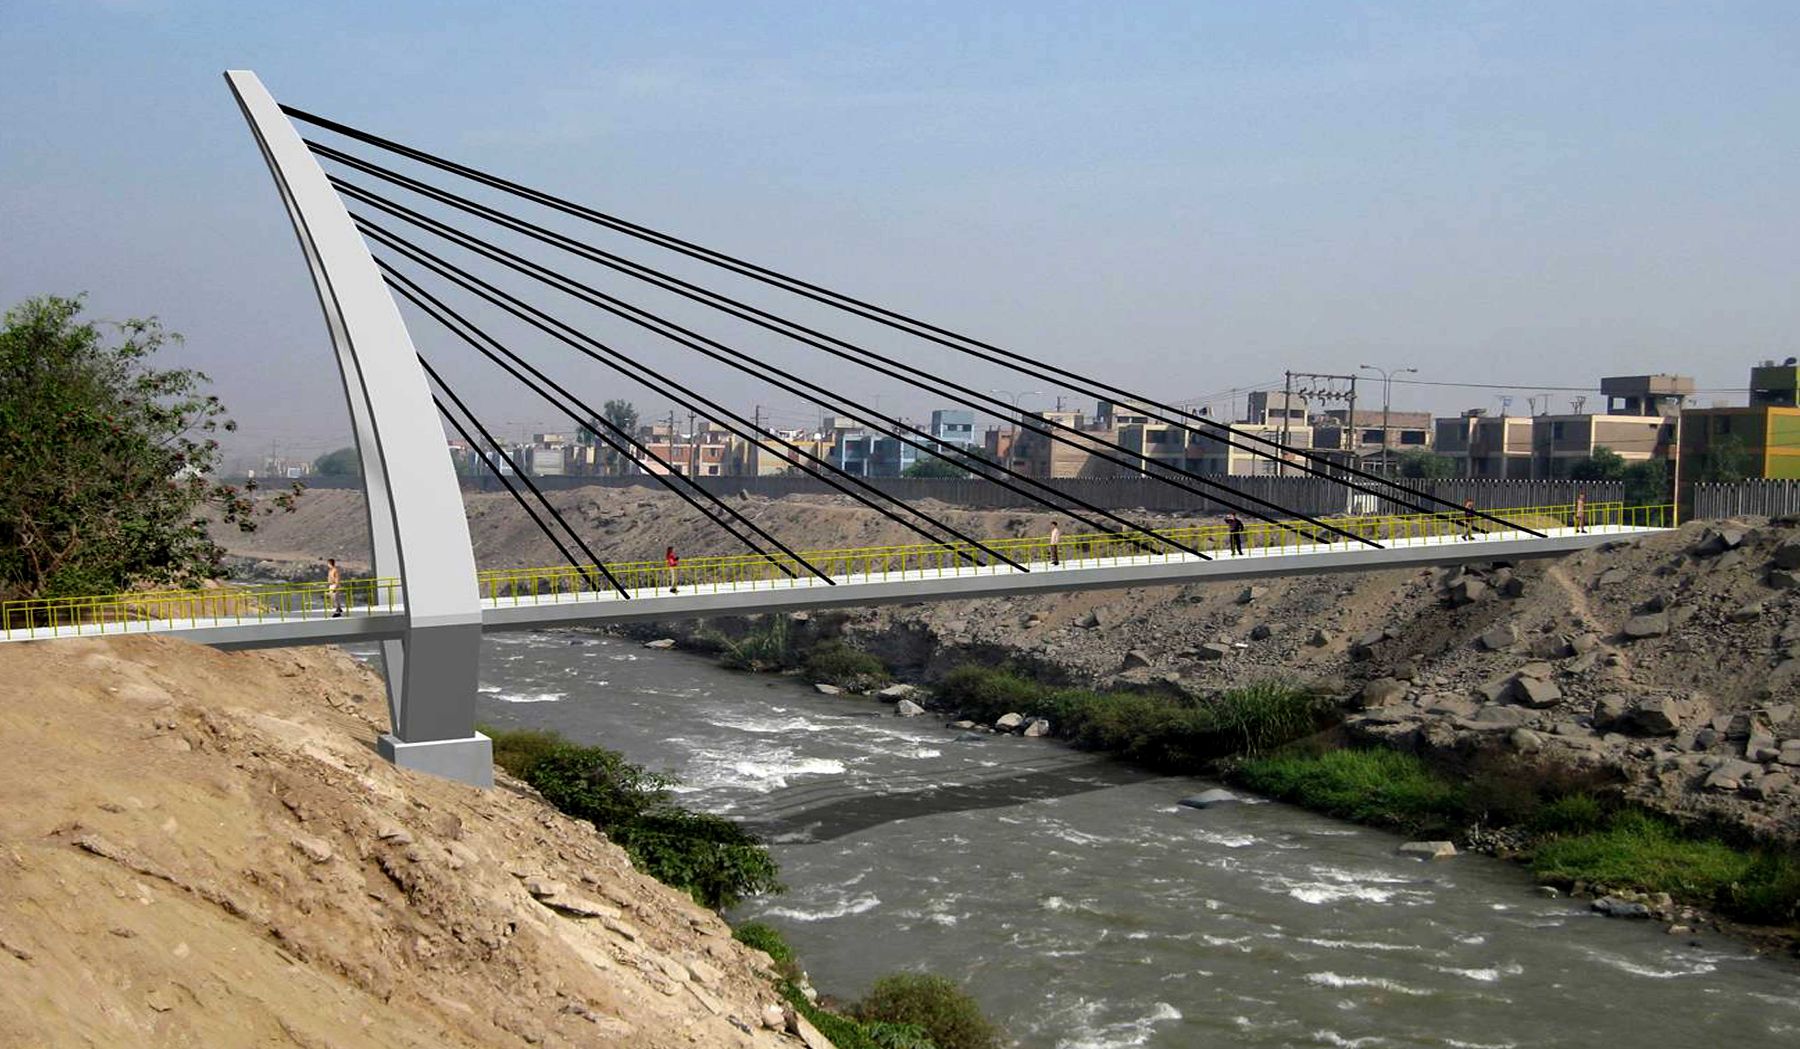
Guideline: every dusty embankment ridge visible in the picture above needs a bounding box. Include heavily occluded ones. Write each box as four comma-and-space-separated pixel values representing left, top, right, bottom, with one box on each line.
0, 638, 808, 1049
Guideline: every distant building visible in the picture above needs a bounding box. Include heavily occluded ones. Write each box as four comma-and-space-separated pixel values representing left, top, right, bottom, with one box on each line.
1601, 374, 1693, 417
1245, 391, 1308, 428
1312, 408, 1433, 470
833, 432, 916, 477
1678, 406, 1800, 480
1435, 410, 1533, 478
1750, 359, 1800, 407
928, 409, 976, 449
1008, 410, 1121, 478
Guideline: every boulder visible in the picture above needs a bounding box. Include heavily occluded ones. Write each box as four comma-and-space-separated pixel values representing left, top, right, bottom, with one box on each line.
1499, 575, 1527, 599
1745, 772, 1793, 800
1249, 623, 1277, 641
875, 683, 924, 703
1397, 841, 1457, 860
1021, 718, 1052, 738
950, 733, 986, 743
1512, 676, 1564, 709
1569, 633, 1601, 655
1473, 705, 1529, 727
1510, 727, 1545, 753
1691, 527, 1747, 557
643, 638, 678, 650
1479, 624, 1519, 652
1592, 897, 1652, 919
1517, 661, 1555, 680
1779, 742, 1800, 767
1307, 629, 1333, 648
1703, 760, 1759, 792
1078, 610, 1105, 629
1621, 613, 1670, 640
894, 699, 926, 717
1622, 696, 1684, 736
1773, 538, 1800, 570
993, 712, 1025, 732
1730, 602, 1766, 624
1770, 569, 1800, 591
1196, 643, 1232, 661
1236, 586, 1267, 605
1359, 678, 1408, 709
1120, 649, 1153, 671
1746, 734, 1781, 763
813, 683, 842, 695
1449, 578, 1489, 606
1178, 789, 1242, 810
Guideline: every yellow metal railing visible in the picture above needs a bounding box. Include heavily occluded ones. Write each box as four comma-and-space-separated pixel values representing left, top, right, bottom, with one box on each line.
475, 501, 1674, 604
2, 501, 1675, 633
0, 577, 402, 641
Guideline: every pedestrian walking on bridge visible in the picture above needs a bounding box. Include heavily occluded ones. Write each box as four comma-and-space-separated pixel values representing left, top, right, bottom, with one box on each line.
665, 546, 680, 593
1461, 499, 1477, 541
1049, 520, 1062, 566
326, 558, 345, 617
1225, 512, 1246, 556
1574, 491, 1588, 533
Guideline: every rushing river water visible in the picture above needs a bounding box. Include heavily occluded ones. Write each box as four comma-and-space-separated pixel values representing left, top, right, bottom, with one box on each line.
415, 631, 1798, 1048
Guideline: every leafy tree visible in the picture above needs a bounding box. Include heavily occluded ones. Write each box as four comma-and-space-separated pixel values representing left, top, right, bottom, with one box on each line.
903, 456, 968, 479
0, 295, 298, 604
584, 398, 639, 475
1696, 433, 1753, 483
1569, 446, 1626, 481
855, 974, 1003, 1049
1396, 449, 1457, 479
1621, 459, 1669, 508
313, 445, 361, 476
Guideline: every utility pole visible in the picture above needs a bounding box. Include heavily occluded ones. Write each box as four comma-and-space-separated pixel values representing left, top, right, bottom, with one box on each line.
666, 410, 677, 475
1358, 363, 1417, 476
687, 411, 698, 477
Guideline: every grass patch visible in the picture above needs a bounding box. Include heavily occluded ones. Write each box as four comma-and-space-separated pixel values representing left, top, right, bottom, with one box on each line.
1532, 811, 1800, 924
1232, 748, 1466, 833
714, 616, 798, 672
486, 726, 781, 909
933, 665, 1330, 771
804, 640, 891, 690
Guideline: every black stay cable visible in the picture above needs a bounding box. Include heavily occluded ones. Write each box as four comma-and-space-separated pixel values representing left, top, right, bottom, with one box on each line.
285, 109, 1536, 537
340, 177, 1198, 560
357, 218, 1032, 574
390, 268, 822, 584
424, 371, 630, 599
322, 164, 1367, 549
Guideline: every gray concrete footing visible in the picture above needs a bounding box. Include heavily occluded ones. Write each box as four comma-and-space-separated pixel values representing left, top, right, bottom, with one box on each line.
378, 732, 494, 788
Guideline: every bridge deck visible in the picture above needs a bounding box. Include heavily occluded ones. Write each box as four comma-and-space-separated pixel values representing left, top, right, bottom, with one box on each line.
1, 516, 1661, 649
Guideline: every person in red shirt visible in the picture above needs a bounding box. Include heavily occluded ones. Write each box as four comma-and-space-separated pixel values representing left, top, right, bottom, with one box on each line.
665, 546, 680, 594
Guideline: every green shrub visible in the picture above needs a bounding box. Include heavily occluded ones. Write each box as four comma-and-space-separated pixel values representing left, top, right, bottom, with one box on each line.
614, 809, 783, 910
484, 726, 566, 779
483, 728, 781, 910
1206, 680, 1331, 755
1233, 749, 1465, 833
855, 973, 1002, 1049
717, 616, 797, 671
804, 640, 892, 689
782, 984, 938, 1049
732, 921, 800, 977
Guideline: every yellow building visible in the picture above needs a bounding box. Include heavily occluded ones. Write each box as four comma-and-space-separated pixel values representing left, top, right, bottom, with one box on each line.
1678, 406, 1800, 480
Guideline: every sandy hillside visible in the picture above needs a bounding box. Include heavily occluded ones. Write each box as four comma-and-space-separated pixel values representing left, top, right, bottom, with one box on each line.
0, 637, 810, 1049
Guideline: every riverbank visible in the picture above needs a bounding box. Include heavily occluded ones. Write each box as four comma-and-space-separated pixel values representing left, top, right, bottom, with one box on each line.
0, 636, 812, 1048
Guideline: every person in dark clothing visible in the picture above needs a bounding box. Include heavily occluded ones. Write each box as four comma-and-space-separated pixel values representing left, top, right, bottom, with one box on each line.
1225, 513, 1246, 556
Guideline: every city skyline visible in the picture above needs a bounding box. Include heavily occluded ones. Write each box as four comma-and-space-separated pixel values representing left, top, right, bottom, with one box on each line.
3, 2, 1795, 462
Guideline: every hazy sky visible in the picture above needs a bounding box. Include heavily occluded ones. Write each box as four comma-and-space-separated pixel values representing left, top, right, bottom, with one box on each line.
3, 1, 1796, 465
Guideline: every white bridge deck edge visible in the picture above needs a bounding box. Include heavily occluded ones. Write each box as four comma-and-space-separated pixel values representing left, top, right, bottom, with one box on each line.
3, 525, 1658, 648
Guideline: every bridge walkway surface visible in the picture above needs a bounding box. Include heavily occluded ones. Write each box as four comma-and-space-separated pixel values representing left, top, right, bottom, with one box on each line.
2, 502, 1671, 649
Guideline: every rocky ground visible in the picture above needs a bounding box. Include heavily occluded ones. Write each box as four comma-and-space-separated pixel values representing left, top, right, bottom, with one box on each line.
0, 637, 827, 1049
221, 486, 1800, 843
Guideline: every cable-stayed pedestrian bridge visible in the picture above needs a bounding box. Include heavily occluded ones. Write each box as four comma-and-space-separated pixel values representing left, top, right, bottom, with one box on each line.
9, 71, 1679, 786
3, 502, 1665, 649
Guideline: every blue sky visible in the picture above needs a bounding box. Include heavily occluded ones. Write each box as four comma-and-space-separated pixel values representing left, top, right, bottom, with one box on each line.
3, 1, 1796, 460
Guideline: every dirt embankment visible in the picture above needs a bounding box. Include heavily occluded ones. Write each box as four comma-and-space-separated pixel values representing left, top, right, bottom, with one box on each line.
221, 486, 1800, 841
0, 637, 807, 1049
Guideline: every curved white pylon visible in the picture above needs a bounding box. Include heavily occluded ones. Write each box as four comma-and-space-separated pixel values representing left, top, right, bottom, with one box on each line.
226, 70, 491, 786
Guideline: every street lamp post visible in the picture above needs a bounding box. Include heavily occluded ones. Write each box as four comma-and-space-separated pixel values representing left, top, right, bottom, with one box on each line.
1358, 364, 1418, 476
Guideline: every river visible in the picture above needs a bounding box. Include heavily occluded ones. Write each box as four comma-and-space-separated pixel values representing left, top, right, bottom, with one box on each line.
414, 630, 1799, 1048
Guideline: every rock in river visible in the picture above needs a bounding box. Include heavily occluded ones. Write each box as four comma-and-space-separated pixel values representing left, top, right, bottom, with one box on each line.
1178, 789, 1242, 810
